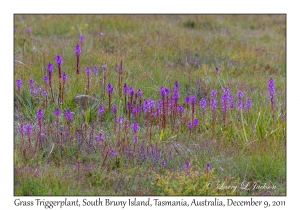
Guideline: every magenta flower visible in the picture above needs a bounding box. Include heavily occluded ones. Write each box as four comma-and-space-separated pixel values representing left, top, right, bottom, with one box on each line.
177, 105, 184, 114
123, 83, 128, 95
187, 122, 192, 130
160, 87, 170, 98
29, 79, 34, 85
64, 110, 72, 121
190, 95, 196, 104
54, 108, 60, 117
132, 122, 139, 133
98, 105, 104, 115
237, 90, 244, 110
93, 65, 98, 75
244, 98, 252, 109
112, 104, 117, 113
173, 89, 179, 99
43, 76, 48, 83
117, 116, 124, 124
132, 106, 141, 115
74, 44, 81, 57
62, 73, 67, 83
143, 99, 155, 113
79, 35, 84, 43
41, 90, 48, 97
110, 150, 116, 155
137, 89, 143, 96
128, 87, 134, 97
268, 78, 275, 99
36, 110, 44, 120
107, 83, 114, 94
174, 81, 180, 89
47, 63, 53, 73
55, 54, 62, 65
25, 123, 32, 135
185, 96, 190, 105
199, 98, 206, 109
206, 163, 211, 171
16, 79, 22, 89
85, 66, 91, 75
193, 118, 199, 126
184, 161, 190, 170
26, 27, 31, 32
95, 132, 103, 141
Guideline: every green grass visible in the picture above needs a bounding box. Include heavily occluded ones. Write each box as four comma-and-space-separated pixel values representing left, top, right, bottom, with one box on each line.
14, 14, 286, 195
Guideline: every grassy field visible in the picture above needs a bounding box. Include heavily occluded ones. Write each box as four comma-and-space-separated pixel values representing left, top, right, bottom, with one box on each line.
14, 14, 286, 195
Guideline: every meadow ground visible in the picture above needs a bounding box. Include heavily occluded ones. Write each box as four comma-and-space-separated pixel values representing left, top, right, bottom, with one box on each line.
14, 14, 286, 195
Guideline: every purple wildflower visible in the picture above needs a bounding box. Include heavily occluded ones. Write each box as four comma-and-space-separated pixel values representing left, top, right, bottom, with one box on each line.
55, 54, 62, 65
162, 160, 167, 167
199, 98, 206, 109
43, 76, 48, 83
41, 90, 48, 97
178, 105, 184, 114
29, 79, 34, 85
244, 98, 252, 109
85, 67, 91, 75
184, 161, 190, 170
101, 64, 107, 70
112, 104, 117, 113
132, 122, 139, 133
206, 163, 211, 171
107, 83, 114, 94
25, 123, 32, 135
216, 67, 220, 72
137, 89, 143, 96
123, 83, 128, 95
185, 96, 190, 105
93, 65, 98, 75
16, 79, 22, 89
143, 99, 155, 113
47, 63, 53, 73
26, 27, 31, 33
268, 78, 275, 99
54, 108, 60, 117
193, 118, 199, 126
132, 106, 141, 115
173, 89, 179, 99
74, 44, 81, 57
98, 105, 104, 115
210, 90, 217, 98
210, 98, 217, 110
187, 122, 192, 130
117, 116, 124, 124
95, 132, 103, 141
64, 110, 72, 121
110, 150, 116, 155
160, 87, 170, 98
174, 81, 180, 89
190, 95, 196, 104
237, 90, 243, 99
79, 35, 84, 43
62, 73, 67, 83
128, 87, 134, 97
36, 110, 44, 120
